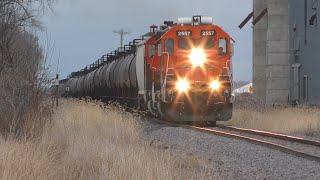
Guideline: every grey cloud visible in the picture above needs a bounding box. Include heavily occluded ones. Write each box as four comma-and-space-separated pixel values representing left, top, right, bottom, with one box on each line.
42, 0, 253, 81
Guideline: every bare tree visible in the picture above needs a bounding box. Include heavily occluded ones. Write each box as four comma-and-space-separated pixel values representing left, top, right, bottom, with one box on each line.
0, 0, 54, 72
0, 0, 55, 138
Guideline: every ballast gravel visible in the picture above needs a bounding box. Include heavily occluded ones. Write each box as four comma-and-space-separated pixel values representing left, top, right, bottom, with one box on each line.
139, 119, 320, 180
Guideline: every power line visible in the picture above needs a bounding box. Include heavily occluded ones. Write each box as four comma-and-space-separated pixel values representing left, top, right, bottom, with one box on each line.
113, 29, 130, 47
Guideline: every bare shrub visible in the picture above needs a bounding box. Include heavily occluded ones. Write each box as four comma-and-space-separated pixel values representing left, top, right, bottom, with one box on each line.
0, 0, 54, 138
0, 100, 207, 179
0, 30, 52, 138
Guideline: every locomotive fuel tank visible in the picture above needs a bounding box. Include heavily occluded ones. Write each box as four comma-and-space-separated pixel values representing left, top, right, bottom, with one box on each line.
99, 64, 109, 90
69, 54, 138, 99
114, 56, 126, 88
77, 76, 85, 97
109, 59, 120, 89
119, 54, 134, 88
110, 54, 137, 95
129, 56, 137, 89
83, 72, 91, 96
106, 61, 116, 89
68, 78, 78, 97
94, 66, 103, 90
58, 82, 66, 96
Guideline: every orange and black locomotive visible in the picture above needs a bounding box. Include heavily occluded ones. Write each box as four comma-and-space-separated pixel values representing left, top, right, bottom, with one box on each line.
62, 16, 234, 125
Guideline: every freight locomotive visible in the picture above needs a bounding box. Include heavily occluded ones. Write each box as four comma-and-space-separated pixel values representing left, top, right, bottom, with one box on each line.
61, 16, 234, 125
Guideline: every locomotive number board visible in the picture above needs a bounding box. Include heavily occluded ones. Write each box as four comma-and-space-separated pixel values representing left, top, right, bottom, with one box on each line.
176, 30, 192, 37
201, 30, 216, 36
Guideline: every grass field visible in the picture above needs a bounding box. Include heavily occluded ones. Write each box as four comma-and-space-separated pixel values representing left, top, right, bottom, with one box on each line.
0, 100, 207, 180
222, 107, 320, 137
2, 99, 318, 179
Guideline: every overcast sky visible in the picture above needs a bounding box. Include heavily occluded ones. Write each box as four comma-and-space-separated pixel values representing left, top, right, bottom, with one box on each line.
41, 0, 253, 81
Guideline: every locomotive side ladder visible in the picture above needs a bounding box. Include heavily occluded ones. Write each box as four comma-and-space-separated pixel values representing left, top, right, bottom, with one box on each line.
162, 52, 175, 103
226, 60, 235, 102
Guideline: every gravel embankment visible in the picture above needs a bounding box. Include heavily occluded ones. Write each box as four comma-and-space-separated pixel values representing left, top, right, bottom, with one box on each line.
139, 119, 320, 180
234, 93, 268, 112
210, 127, 320, 158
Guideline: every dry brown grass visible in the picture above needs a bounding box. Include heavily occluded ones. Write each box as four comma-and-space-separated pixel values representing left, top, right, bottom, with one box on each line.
222, 107, 320, 137
0, 100, 208, 180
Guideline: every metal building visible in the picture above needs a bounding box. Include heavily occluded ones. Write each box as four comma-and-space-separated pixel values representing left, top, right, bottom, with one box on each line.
289, 0, 320, 105
247, 0, 320, 105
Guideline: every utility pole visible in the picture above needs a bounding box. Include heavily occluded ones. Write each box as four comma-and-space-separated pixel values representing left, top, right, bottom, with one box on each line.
113, 29, 130, 47
56, 74, 59, 107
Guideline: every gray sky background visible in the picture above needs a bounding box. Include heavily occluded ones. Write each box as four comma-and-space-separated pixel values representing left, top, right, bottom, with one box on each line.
41, 0, 253, 81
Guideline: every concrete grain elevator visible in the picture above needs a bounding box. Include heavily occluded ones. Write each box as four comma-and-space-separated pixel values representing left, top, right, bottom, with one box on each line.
252, 0, 320, 105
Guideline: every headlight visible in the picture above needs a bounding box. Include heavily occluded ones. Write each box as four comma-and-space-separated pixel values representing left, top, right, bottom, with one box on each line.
210, 80, 220, 90
176, 79, 189, 93
189, 48, 206, 67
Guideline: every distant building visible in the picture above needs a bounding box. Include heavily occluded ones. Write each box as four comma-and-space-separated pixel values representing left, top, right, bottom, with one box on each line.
250, 0, 320, 105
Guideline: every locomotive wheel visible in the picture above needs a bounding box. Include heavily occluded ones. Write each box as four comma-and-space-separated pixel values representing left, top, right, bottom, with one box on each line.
147, 100, 158, 117
137, 96, 147, 111
205, 121, 217, 127
157, 102, 168, 120
191, 121, 216, 127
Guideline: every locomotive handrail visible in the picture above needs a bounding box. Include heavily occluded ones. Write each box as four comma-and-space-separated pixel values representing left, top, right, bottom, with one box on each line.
101, 55, 108, 64
123, 45, 132, 56
162, 52, 170, 102
226, 60, 233, 85
128, 39, 144, 53
225, 60, 235, 102
132, 39, 144, 46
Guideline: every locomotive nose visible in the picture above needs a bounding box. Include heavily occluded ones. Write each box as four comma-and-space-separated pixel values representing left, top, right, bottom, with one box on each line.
175, 80, 221, 93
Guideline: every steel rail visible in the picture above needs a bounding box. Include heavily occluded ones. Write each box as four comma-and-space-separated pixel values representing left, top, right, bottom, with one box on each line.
188, 126, 320, 163
216, 125, 320, 147
150, 118, 320, 163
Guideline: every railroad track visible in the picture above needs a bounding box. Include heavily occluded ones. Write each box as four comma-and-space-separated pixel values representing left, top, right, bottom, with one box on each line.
151, 118, 320, 163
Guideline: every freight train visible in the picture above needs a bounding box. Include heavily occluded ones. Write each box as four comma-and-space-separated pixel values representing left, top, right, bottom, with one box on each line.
60, 16, 234, 125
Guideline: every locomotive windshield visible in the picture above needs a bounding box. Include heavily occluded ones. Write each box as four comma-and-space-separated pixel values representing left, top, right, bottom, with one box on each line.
178, 39, 190, 50
218, 39, 227, 55
204, 38, 214, 49
149, 45, 156, 58
164, 38, 174, 55
178, 38, 215, 50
